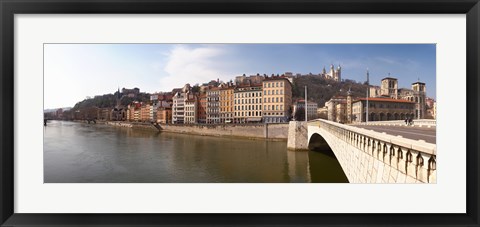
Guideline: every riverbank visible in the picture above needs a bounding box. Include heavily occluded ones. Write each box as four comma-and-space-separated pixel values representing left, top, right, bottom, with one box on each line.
158, 123, 288, 141
78, 120, 289, 141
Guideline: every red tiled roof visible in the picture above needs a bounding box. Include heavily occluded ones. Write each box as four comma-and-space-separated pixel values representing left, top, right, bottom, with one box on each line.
356, 97, 415, 103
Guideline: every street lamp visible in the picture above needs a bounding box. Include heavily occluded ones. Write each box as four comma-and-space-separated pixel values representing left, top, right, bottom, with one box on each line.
305, 85, 308, 122
366, 68, 369, 123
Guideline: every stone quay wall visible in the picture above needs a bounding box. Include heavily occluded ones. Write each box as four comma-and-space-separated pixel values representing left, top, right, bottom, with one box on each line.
158, 123, 289, 140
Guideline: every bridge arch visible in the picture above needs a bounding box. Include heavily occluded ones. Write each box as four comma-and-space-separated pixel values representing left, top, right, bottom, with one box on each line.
307, 132, 349, 183
308, 133, 332, 151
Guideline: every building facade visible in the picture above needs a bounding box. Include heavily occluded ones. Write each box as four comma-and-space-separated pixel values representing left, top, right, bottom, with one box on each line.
351, 97, 415, 122
234, 85, 263, 123
184, 94, 198, 124
197, 93, 207, 124
262, 77, 292, 123
172, 92, 186, 124
292, 99, 318, 121
207, 87, 220, 124
220, 86, 234, 123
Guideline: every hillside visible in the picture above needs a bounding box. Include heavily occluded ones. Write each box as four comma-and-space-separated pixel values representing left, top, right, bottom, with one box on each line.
72, 91, 151, 110
292, 75, 369, 107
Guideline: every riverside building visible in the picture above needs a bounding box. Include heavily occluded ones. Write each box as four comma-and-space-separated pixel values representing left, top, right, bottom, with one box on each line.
262, 76, 292, 123
233, 84, 263, 123
220, 84, 235, 123
207, 87, 220, 124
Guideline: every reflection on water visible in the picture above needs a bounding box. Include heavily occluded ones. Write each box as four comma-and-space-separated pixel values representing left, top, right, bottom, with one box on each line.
44, 121, 347, 183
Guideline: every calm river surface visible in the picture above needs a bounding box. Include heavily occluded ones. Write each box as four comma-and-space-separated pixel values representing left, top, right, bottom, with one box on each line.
44, 121, 348, 183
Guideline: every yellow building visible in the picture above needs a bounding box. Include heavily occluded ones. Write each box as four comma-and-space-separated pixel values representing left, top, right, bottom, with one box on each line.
220, 85, 234, 123
157, 107, 172, 124
262, 76, 292, 123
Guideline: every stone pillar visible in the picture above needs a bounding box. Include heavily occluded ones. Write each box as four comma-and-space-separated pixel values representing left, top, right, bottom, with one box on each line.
287, 121, 309, 151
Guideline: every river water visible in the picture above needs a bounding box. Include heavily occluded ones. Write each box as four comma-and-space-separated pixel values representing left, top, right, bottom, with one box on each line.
44, 121, 348, 183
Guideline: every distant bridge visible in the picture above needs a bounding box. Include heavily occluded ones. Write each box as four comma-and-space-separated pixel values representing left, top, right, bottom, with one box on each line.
306, 119, 436, 183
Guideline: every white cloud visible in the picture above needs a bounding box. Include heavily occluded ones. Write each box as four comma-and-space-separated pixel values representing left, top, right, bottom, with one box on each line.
158, 45, 236, 91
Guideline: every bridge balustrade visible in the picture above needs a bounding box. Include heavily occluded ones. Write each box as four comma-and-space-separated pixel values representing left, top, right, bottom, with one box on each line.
311, 119, 436, 183
354, 119, 436, 127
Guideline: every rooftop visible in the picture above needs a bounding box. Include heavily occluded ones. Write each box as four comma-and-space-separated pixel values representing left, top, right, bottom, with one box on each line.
355, 97, 415, 103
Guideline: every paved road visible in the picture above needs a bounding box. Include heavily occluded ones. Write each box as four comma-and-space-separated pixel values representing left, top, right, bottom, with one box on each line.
353, 125, 436, 144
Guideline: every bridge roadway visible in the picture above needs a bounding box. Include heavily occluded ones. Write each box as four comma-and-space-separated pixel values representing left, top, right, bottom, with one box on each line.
352, 125, 436, 144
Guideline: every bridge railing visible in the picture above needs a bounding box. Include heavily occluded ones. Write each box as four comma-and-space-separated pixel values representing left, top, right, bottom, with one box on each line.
310, 119, 436, 183
353, 119, 436, 128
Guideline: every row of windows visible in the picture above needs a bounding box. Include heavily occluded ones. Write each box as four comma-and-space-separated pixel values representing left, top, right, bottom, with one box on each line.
207, 91, 220, 95
235, 111, 261, 117
266, 105, 283, 111
234, 92, 261, 98
234, 112, 284, 117
263, 97, 283, 103
235, 105, 262, 111
235, 98, 261, 104
363, 103, 414, 109
220, 108, 234, 112
264, 81, 284, 88
264, 90, 283, 95
219, 97, 233, 101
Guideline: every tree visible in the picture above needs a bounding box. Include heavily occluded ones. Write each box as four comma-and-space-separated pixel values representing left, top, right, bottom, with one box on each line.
294, 107, 305, 121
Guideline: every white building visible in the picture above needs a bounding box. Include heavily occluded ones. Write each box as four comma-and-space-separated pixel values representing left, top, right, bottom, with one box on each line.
172, 92, 185, 124
292, 99, 318, 120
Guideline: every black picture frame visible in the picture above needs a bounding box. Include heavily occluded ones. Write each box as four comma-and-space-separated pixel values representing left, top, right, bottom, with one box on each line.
1, 0, 479, 226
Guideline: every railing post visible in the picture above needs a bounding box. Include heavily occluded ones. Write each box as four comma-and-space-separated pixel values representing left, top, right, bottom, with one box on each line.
397, 148, 407, 174
428, 156, 437, 183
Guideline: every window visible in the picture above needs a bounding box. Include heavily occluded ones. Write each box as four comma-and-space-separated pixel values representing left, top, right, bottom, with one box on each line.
276, 97, 279, 102
264, 98, 266, 102
280, 97, 283, 102
264, 91, 266, 95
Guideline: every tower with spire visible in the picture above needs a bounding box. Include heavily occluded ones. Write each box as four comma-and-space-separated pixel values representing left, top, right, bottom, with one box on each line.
115, 87, 122, 108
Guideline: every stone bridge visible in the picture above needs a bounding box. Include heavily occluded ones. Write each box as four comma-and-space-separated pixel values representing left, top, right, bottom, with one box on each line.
306, 119, 436, 183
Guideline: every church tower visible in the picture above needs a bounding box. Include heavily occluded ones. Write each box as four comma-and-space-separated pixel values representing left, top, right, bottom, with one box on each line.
115, 87, 121, 108
381, 76, 398, 99
412, 81, 426, 119
335, 64, 342, 81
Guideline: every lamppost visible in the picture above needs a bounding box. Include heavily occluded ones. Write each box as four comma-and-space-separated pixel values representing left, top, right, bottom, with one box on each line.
305, 85, 308, 122
366, 68, 369, 123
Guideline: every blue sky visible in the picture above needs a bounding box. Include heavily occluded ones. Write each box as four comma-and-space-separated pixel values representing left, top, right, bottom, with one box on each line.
44, 44, 436, 109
